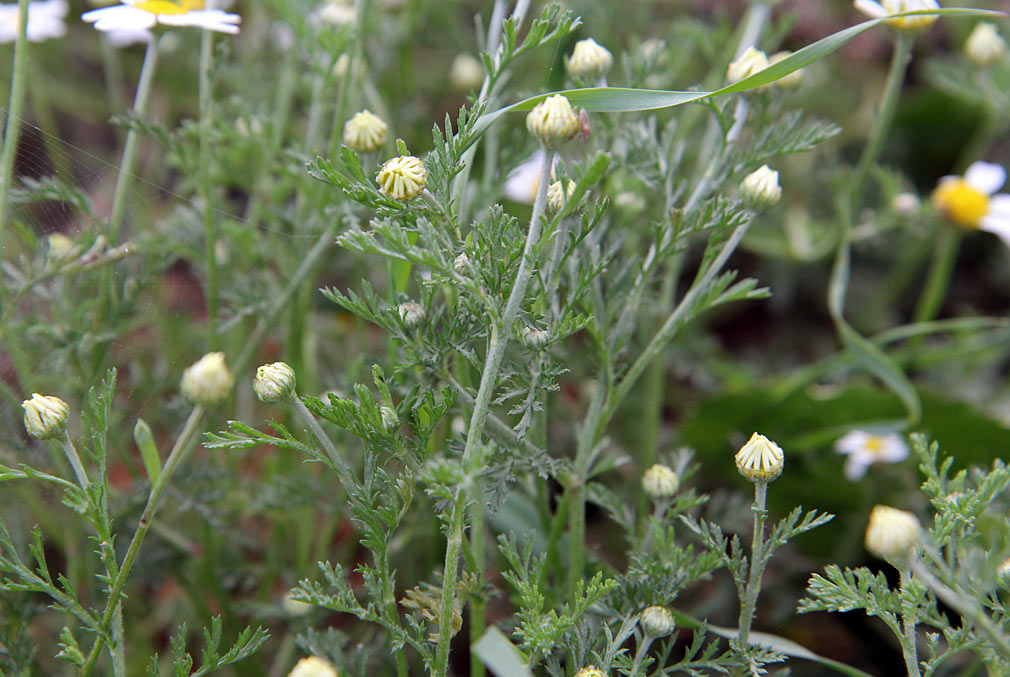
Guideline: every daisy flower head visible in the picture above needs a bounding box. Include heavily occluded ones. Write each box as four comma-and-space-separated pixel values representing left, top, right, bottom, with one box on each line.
0, 0, 67, 43
931, 161, 1010, 248
82, 0, 240, 35
835, 430, 909, 481
854, 0, 940, 32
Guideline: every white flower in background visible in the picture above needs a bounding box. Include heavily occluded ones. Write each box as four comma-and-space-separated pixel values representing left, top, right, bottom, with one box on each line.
22, 393, 69, 440
566, 37, 613, 79
734, 432, 784, 482
931, 161, 1010, 248
0, 0, 67, 43
449, 53, 484, 91
835, 431, 909, 480
892, 191, 921, 215
504, 151, 546, 204
864, 505, 920, 562
377, 155, 427, 201
854, 0, 939, 31
314, 0, 353, 27
83, 0, 241, 35
965, 22, 1005, 68
288, 656, 339, 677
727, 46, 769, 84
180, 352, 234, 406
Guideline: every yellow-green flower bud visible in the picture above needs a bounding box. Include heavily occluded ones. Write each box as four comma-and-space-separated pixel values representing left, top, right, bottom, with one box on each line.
47, 233, 78, 261
965, 23, 1005, 68
741, 165, 781, 209
642, 464, 679, 499
377, 155, 428, 201
566, 38, 613, 79
547, 179, 576, 213
640, 605, 675, 637
398, 301, 425, 328
380, 405, 398, 431
521, 325, 549, 350
343, 109, 388, 153
734, 432, 784, 482
727, 46, 769, 84
574, 667, 607, 677
768, 51, 804, 89
180, 352, 234, 407
254, 362, 297, 404
288, 655, 339, 677
22, 393, 69, 440
865, 505, 920, 562
526, 95, 579, 149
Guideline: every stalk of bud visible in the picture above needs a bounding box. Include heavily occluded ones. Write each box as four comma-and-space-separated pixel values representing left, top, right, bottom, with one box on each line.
180, 352, 234, 406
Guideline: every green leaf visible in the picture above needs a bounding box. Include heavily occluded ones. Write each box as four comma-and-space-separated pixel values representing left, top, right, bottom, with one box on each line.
474, 627, 533, 677
133, 418, 161, 485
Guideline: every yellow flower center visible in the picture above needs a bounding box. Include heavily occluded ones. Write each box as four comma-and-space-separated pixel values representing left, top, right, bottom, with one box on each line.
932, 179, 989, 229
133, 0, 203, 15
863, 436, 886, 457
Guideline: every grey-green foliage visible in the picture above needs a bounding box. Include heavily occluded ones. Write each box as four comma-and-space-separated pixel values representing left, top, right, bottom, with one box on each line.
800, 435, 1010, 675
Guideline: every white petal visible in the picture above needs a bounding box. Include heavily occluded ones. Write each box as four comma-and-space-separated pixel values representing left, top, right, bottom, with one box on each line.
84, 6, 156, 31
844, 455, 871, 481
0, 24, 15, 44
964, 161, 1006, 195
877, 435, 910, 463
854, 0, 887, 19
835, 431, 869, 456
503, 152, 545, 204
105, 27, 152, 46
979, 210, 1010, 249
987, 194, 1010, 219
158, 9, 240, 32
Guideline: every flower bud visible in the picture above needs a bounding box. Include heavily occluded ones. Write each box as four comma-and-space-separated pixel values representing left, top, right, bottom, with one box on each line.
254, 362, 297, 404
450, 53, 484, 91
768, 51, 804, 89
47, 233, 78, 261
741, 165, 781, 209
642, 464, 679, 499
854, 0, 939, 32
965, 22, 1005, 68
288, 656, 339, 677
377, 155, 428, 201
864, 505, 921, 562
547, 179, 576, 213
398, 301, 425, 327
453, 253, 470, 274
180, 352, 234, 407
727, 46, 769, 84
281, 590, 314, 617
574, 667, 607, 677
892, 192, 920, 215
22, 393, 69, 440
521, 325, 549, 350
566, 37, 613, 79
380, 405, 399, 431
997, 558, 1010, 589
343, 109, 388, 153
734, 432, 784, 483
640, 605, 675, 637
526, 95, 579, 149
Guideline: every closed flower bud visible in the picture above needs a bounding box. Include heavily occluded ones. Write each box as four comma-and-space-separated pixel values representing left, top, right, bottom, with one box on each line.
398, 301, 425, 327
547, 179, 576, 213
288, 656, 339, 677
47, 233, 78, 260
768, 51, 804, 89
281, 590, 314, 617
965, 22, 1005, 67
734, 432, 784, 482
892, 192, 920, 215
526, 95, 579, 149
453, 253, 470, 274
642, 464, 679, 499
727, 46, 769, 84
22, 393, 69, 440
566, 38, 613, 79
343, 109, 388, 153
640, 605, 675, 637
997, 558, 1010, 589
180, 352, 234, 406
254, 362, 297, 404
449, 53, 484, 91
377, 155, 427, 201
864, 505, 921, 562
574, 668, 607, 677
380, 405, 398, 431
521, 325, 549, 350
741, 165, 781, 209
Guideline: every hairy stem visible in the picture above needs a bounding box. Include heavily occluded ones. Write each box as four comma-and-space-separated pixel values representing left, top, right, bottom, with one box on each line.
737, 481, 769, 648
58, 433, 91, 491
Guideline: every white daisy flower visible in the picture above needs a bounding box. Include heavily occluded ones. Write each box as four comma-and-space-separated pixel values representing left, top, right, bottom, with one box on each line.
931, 161, 1010, 248
854, 0, 940, 31
0, 0, 67, 43
835, 431, 909, 481
82, 0, 240, 35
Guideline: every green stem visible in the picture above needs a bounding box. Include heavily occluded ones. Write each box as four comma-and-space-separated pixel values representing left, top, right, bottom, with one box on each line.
108, 35, 161, 243
81, 405, 206, 676
912, 227, 960, 326
58, 433, 91, 491
0, 0, 30, 242
199, 30, 219, 350
629, 633, 655, 677
899, 568, 922, 677
290, 395, 357, 492
433, 148, 555, 677
737, 481, 769, 648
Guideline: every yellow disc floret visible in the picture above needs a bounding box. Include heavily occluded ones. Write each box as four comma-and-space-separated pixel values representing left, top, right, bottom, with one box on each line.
133, 0, 204, 15
932, 179, 989, 229
377, 155, 427, 201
